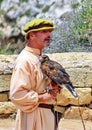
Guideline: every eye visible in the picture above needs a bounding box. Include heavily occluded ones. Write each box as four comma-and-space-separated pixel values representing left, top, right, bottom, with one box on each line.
42, 30, 52, 33
42, 30, 47, 33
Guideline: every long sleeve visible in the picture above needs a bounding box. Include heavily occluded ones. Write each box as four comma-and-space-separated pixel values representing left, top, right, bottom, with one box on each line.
10, 57, 39, 112
10, 48, 41, 112
11, 66, 39, 112
10, 46, 53, 114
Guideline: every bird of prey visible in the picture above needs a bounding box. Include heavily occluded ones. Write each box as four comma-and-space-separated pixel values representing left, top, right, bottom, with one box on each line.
40, 55, 78, 98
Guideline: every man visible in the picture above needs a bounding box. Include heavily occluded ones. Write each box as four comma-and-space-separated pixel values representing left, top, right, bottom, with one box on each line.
10, 18, 59, 130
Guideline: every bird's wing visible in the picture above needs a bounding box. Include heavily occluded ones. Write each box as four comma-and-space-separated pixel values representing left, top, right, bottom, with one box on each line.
40, 57, 78, 98
41, 62, 69, 84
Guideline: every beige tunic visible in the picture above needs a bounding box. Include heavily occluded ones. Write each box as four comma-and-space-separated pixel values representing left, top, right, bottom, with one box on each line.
10, 46, 55, 130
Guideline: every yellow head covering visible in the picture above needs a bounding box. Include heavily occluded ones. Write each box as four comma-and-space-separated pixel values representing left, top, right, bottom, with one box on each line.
23, 18, 54, 40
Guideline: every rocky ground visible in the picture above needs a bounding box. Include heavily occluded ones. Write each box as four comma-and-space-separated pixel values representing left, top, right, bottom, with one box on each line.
0, 118, 92, 130
0, 118, 15, 130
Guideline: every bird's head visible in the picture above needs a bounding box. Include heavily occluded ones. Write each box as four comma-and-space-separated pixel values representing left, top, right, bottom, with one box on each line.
40, 55, 49, 63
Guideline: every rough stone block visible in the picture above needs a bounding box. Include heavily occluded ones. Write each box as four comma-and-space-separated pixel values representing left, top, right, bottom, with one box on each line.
0, 102, 17, 114
57, 88, 92, 106
0, 93, 8, 101
0, 75, 11, 92
64, 106, 92, 120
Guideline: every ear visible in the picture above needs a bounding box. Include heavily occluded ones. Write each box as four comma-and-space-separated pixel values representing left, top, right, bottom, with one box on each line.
29, 32, 35, 38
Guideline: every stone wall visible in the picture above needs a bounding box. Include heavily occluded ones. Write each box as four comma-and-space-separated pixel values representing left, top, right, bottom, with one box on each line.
0, 53, 92, 120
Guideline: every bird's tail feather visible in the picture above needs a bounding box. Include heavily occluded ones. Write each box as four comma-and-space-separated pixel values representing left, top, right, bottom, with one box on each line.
65, 83, 78, 98
59, 83, 78, 98
52, 78, 78, 98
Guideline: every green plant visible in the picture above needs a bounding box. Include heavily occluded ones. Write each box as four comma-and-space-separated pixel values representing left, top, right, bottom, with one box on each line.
0, 0, 3, 5
25, 9, 30, 16
0, 45, 14, 54
72, 0, 92, 44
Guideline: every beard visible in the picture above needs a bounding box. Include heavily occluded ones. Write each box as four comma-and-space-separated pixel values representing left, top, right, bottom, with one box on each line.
44, 37, 51, 47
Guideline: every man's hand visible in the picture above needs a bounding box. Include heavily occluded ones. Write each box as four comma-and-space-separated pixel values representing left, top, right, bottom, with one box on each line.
38, 92, 55, 103
51, 82, 60, 95
38, 82, 60, 103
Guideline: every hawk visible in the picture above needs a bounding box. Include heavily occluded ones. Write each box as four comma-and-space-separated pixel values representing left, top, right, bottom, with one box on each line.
40, 55, 78, 98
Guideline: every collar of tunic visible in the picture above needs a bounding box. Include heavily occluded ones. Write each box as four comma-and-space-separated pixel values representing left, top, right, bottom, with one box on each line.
24, 46, 41, 55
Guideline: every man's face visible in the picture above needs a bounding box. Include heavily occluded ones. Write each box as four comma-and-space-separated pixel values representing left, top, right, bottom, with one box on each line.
30, 30, 52, 50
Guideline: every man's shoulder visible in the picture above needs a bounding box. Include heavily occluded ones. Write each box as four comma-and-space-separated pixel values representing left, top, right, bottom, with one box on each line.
16, 50, 40, 66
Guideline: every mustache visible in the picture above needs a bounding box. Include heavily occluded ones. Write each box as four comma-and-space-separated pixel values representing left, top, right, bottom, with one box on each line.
45, 37, 52, 41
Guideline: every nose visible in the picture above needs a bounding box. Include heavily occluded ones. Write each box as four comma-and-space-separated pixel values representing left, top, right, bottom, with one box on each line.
46, 31, 51, 36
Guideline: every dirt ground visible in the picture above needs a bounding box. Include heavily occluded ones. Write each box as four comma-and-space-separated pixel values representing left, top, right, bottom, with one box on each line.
0, 118, 92, 130
0, 118, 15, 130
58, 119, 92, 130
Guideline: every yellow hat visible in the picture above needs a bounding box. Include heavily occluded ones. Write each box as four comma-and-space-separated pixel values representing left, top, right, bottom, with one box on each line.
23, 18, 54, 40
